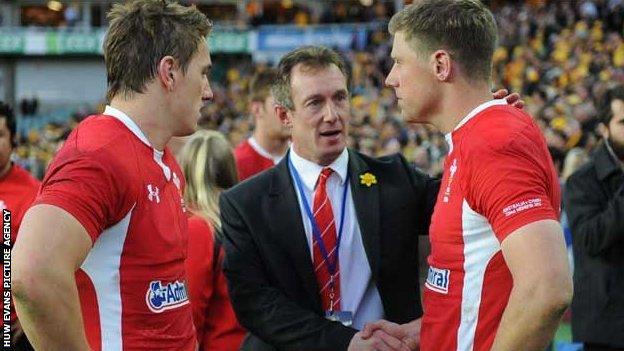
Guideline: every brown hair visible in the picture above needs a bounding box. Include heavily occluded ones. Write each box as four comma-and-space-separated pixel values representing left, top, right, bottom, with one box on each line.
180, 130, 238, 231
249, 69, 278, 104
599, 85, 624, 126
389, 0, 497, 82
271, 46, 349, 110
0, 102, 15, 147
104, 0, 212, 101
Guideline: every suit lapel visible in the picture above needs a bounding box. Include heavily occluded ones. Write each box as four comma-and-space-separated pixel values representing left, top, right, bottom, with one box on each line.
348, 150, 381, 282
267, 155, 321, 308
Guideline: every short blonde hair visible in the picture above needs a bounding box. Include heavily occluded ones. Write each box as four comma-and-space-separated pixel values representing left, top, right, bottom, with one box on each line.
388, 0, 497, 82
179, 130, 238, 231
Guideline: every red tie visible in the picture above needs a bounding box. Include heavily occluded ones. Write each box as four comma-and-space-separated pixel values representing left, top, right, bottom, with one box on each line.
312, 167, 341, 311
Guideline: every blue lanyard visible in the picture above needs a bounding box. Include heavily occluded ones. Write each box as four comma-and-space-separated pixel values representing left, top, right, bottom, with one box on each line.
289, 159, 349, 278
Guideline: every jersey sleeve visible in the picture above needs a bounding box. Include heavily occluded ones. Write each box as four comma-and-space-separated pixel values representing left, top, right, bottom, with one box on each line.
465, 131, 560, 242
34, 152, 133, 243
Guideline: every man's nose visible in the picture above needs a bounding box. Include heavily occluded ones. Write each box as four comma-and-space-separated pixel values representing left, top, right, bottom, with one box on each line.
323, 102, 339, 123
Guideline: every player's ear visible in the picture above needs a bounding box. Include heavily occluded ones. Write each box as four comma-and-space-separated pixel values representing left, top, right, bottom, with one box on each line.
275, 104, 293, 128
432, 50, 452, 82
158, 55, 178, 91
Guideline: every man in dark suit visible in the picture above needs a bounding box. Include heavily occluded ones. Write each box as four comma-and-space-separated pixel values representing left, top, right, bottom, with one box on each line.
219, 46, 438, 351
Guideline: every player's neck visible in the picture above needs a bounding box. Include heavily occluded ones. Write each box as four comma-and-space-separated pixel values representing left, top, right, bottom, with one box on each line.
253, 131, 289, 157
435, 83, 492, 135
109, 96, 172, 152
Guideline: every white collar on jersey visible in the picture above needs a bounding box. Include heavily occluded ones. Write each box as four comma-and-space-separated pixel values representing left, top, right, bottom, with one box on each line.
248, 136, 285, 164
103, 105, 173, 182
103, 105, 152, 148
444, 99, 508, 153
454, 99, 508, 132
289, 146, 349, 192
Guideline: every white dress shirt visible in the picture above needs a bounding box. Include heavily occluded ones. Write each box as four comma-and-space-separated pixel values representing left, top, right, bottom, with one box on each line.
289, 147, 384, 330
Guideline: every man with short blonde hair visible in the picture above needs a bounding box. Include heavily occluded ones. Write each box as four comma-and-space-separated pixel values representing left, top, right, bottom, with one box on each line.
365, 1, 572, 350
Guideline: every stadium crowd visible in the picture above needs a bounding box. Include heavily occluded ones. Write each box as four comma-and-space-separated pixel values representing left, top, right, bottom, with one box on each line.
13, 0, 624, 182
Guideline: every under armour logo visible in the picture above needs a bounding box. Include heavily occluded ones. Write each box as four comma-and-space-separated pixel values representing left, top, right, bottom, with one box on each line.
147, 184, 160, 203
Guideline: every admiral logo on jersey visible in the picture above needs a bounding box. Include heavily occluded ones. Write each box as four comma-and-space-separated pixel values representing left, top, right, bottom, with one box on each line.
146, 280, 189, 313
425, 266, 450, 294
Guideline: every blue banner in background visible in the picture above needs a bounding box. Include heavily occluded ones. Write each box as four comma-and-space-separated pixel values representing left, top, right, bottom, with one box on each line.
257, 25, 362, 52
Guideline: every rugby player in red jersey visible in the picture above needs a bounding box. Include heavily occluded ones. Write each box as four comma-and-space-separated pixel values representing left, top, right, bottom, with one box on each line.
12, 1, 213, 350
364, 1, 572, 350
235, 69, 290, 181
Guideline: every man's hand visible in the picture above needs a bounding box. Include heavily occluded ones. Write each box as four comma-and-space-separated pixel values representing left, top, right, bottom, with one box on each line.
348, 330, 414, 351
492, 88, 524, 109
360, 319, 421, 351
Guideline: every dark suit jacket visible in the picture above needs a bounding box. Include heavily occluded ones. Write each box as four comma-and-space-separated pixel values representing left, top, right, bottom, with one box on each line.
564, 143, 624, 347
220, 149, 439, 351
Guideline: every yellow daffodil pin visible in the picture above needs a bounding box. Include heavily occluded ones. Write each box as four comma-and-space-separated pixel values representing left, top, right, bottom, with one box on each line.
359, 172, 377, 187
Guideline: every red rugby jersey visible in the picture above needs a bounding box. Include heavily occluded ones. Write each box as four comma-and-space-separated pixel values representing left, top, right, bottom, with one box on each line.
234, 138, 277, 181
422, 100, 560, 351
35, 106, 195, 351
0, 163, 39, 243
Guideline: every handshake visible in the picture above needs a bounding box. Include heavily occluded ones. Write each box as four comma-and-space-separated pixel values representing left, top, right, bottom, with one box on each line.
348, 318, 421, 351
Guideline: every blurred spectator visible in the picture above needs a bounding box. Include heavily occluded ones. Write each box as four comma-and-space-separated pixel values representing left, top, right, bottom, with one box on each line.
19, 96, 38, 117
561, 147, 589, 182
559, 146, 589, 279
563, 85, 624, 351
0, 101, 40, 351
234, 69, 290, 181
64, 4, 80, 26
179, 130, 246, 351
579, 0, 599, 21
549, 145, 568, 178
